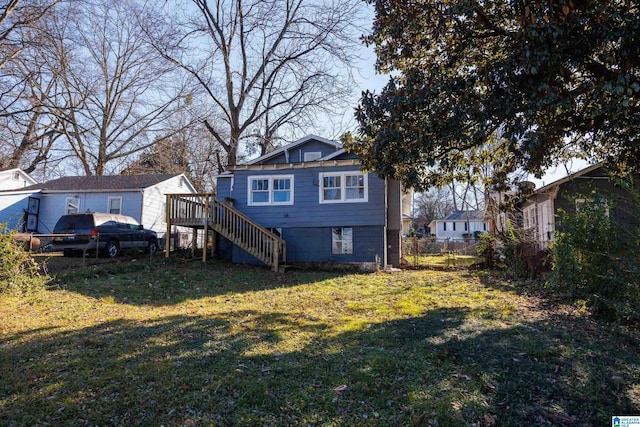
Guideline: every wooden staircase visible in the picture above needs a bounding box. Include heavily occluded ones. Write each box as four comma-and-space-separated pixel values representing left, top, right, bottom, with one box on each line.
165, 193, 286, 272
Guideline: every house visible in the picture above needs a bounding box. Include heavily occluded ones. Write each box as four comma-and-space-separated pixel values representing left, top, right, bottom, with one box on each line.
489, 163, 633, 248
428, 210, 489, 240
213, 135, 407, 269
0, 174, 196, 240
0, 168, 37, 190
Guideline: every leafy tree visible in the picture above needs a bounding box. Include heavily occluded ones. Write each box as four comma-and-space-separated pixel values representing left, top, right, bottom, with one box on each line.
345, 0, 640, 191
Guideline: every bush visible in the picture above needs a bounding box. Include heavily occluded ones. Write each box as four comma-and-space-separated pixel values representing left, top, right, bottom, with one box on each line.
548, 193, 640, 322
0, 224, 48, 295
475, 232, 497, 268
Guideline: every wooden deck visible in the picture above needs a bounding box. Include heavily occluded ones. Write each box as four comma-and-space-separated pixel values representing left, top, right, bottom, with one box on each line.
165, 193, 286, 272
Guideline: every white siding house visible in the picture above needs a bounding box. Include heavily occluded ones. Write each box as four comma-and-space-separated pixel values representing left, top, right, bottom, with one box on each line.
0, 174, 196, 238
428, 210, 489, 240
0, 168, 37, 190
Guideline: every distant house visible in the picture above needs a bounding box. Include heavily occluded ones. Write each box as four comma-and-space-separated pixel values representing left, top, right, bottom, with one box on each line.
214, 135, 408, 269
428, 210, 489, 240
0, 174, 196, 239
0, 168, 37, 190
488, 163, 634, 248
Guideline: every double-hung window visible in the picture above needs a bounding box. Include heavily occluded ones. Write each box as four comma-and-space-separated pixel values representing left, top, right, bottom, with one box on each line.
108, 197, 122, 214
319, 172, 368, 203
248, 175, 294, 206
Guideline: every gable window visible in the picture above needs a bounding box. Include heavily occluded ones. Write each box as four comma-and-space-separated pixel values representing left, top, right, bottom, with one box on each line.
304, 151, 321, 162
319, 172, 368, 203
332, 227, 353, 254
66, 197, 80, 214
248, 175, 294, 206
108, 197, 122, 214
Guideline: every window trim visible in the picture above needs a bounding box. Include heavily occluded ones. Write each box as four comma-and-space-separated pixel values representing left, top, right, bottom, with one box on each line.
247, 175, 294, 206
107, 196, 122, 214
65, 197, 80, 215
332, 227, 353, 255
319, 171, 368, 204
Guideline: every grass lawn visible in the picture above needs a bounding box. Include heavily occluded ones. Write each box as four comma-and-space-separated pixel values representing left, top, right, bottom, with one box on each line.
1, 257, 639, 426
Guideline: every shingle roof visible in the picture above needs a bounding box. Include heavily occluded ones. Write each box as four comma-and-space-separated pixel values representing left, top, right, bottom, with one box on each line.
441, 210, 485, 221
22, 174, 180, 192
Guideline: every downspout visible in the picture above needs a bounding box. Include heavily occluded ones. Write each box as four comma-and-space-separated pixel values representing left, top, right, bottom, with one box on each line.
383, 178, 388, 269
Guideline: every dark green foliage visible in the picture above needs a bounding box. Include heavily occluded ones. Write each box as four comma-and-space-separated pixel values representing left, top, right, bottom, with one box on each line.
549, 193, 640, 322
475, 232, 497, 268
0, 224, 48, 295
346, 0, 640, 190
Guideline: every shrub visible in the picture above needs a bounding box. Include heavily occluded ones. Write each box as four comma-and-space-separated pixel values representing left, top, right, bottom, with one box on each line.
475, 232, 497, 268
0, 224, 48, 295
548, 192, 640, 322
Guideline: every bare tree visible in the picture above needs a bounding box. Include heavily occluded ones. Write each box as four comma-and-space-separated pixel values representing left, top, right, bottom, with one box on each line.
44, 0, 189, 175
146, 0, 365, 168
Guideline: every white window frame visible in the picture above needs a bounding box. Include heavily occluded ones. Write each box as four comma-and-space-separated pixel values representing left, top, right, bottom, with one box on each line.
332, 227, 353, 254
107, 197, 122, 214
247, 175, 294, 206
65, 197, 80, 215
319, 171, 368, 204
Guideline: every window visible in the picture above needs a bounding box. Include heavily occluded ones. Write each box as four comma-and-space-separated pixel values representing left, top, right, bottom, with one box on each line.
453, 222, 456, 231
332, 227, 353, 254
319, 172, 368, 203
248, 175, 294, 206
443, 222, 447, 231
576, 198, 609, 217
304, 151, 322, 162
65, 197, 80, 214
108, 197, 122, 214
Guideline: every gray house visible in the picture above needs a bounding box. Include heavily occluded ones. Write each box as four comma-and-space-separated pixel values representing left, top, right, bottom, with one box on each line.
214, 135, 406, 269
489, 163, 635, 248
0, 173, 196, 239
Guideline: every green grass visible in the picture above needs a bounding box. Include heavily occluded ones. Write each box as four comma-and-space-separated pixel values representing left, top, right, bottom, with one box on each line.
1, 257, 639, 426
405, 254, 481, 268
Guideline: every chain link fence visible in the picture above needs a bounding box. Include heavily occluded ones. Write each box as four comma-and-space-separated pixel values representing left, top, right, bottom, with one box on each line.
402, 237, 483, 268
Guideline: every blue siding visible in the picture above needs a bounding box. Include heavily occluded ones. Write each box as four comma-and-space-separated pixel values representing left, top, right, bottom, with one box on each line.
229, 225, 384, 265
262, 140, 340, 164
227, 166, 385, 228
0, 193, 32, 231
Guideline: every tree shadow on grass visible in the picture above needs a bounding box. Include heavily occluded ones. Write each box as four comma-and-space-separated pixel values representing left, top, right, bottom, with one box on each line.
1, 306, 638, 426
50, 257, 350, 306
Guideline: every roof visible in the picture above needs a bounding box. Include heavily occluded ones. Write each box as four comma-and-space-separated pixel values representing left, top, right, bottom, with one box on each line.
21, 174, 182, 192
535, 163, 603, 194
245, 135, 341, 165
439, 210, 486, 221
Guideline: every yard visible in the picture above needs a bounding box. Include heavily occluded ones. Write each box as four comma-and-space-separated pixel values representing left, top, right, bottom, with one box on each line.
1, 257, 639, 426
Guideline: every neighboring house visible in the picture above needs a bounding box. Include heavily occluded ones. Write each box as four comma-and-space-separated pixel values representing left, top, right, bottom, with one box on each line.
489, 163, 633, 248
428, 210, 489, 240
0, 174, 196, 239
0, 168, 37, 190
214, 135, 407, 268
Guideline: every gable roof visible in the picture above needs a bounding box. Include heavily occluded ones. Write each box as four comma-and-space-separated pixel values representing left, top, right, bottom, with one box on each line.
0, 168, 38, 188
245, 134, 341, 165
535, 163, 603, 194
439, 210, 486, 221
22, 174, 182, 192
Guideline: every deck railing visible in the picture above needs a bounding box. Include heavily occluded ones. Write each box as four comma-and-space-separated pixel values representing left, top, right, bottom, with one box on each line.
166, 193, 286, 271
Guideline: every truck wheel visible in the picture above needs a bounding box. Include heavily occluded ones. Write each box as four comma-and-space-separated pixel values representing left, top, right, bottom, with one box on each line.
147, 239, 158, 254
105, 240, 120, 258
